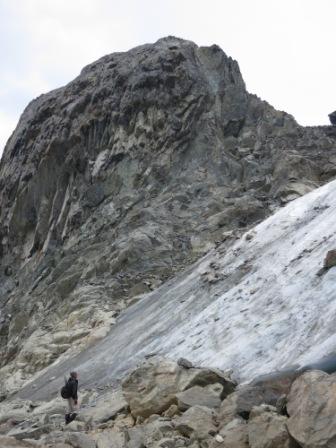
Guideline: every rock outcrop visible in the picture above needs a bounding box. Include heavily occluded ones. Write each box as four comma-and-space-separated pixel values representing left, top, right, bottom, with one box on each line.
1, 36, 336, 395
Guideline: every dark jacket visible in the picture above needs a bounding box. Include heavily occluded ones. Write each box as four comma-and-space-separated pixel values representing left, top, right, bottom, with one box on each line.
66, 377, 78, 400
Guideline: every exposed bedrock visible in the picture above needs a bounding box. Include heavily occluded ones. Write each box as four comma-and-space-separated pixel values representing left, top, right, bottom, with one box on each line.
1, 36, 336, 393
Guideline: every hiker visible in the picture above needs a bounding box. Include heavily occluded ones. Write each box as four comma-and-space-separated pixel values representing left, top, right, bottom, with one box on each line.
61, 371, 79, 424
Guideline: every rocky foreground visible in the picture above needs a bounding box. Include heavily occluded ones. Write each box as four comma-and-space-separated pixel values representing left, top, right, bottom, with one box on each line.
0, 357, 335, 448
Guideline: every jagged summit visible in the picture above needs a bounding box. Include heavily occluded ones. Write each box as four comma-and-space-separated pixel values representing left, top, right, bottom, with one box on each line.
1, 38, 336, 396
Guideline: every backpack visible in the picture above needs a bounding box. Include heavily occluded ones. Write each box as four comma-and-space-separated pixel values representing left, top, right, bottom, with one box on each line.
61, 382, 71, 399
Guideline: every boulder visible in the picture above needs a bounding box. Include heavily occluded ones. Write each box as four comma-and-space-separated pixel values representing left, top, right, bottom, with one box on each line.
38, 430, 72, 447
79, 388, 128, 424
93, 430, 126, 448
7, 423, 52, 440
180, 367, 236, 395
248, 405, 297, 448
0, 400, 33, 425
251, 368, 300, 397
287, 370, 336, 448
324, 249, 336, 269
127, 418, 177, 448
177, 358, 193, 369
175, 405, 217, 440
203, 418, 248, 448
127, 425, 146, 448
176, 384, 222, 411
122, 358, 235, 418
65, 432, 96, 448
218, 385, 279, 425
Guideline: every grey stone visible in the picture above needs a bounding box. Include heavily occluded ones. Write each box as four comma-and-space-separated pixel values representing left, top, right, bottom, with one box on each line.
177, 358, 193, 369
248, 405, 296, 448
66, 432, 96, 448
219, 385, 280, 426
324, 249, 336, 269
79, 388, 128, 424
94, 431, 126, 448
7, 423, 52, 440
287, 370, 336, 448
176, 385, 222, 411
0, 436, 39, 447
175, 405, 217, 440
122, 358, 234, 418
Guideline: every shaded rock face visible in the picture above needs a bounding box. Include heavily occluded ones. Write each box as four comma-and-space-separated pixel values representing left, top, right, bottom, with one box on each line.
1, 36, 336, 392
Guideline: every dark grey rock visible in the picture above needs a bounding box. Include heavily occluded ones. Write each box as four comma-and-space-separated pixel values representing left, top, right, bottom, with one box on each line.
177, 358, 193, 369
329, 110, 336, 125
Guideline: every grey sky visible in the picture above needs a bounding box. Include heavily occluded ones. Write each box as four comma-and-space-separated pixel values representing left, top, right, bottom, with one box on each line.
1, 0, 336, 154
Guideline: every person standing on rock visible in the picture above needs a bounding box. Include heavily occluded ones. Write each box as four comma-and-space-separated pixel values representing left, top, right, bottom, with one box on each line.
61, 371, 79, 424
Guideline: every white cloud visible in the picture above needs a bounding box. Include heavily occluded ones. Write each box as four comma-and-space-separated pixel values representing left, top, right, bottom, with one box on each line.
1, 0, 336, 154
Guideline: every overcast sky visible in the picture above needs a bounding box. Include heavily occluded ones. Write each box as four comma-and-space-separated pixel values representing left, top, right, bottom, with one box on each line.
1, 0, 336, 154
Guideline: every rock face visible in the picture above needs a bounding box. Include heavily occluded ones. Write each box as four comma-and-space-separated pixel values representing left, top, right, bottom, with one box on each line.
287, 370, 336, 448
1, 36, 336, 394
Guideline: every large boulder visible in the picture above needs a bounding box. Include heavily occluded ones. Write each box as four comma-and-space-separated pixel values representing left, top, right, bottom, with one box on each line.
248, 405, 297, 448
122, 358, 235, 418
251, 368, 300, 397
175, 405, 218, 440
79, 388, 128, 424
127, 417, 181, 448
217, 418, 249, 448
218, 385, 279, 426
287, 370, 336, 448
176, 384, 222, 411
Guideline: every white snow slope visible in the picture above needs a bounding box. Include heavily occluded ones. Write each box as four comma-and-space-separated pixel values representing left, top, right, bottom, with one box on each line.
183, 177, 336, 378
19, 177, 336, 398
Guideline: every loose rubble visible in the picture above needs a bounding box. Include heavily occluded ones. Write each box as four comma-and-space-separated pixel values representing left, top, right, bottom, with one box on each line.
0, 358, 335, 448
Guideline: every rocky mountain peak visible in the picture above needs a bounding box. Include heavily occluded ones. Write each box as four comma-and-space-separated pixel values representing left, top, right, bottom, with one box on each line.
1, 38, 336, 396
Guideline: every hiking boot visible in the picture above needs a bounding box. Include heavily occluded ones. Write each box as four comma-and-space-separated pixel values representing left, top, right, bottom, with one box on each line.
68, 413, 77, 424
